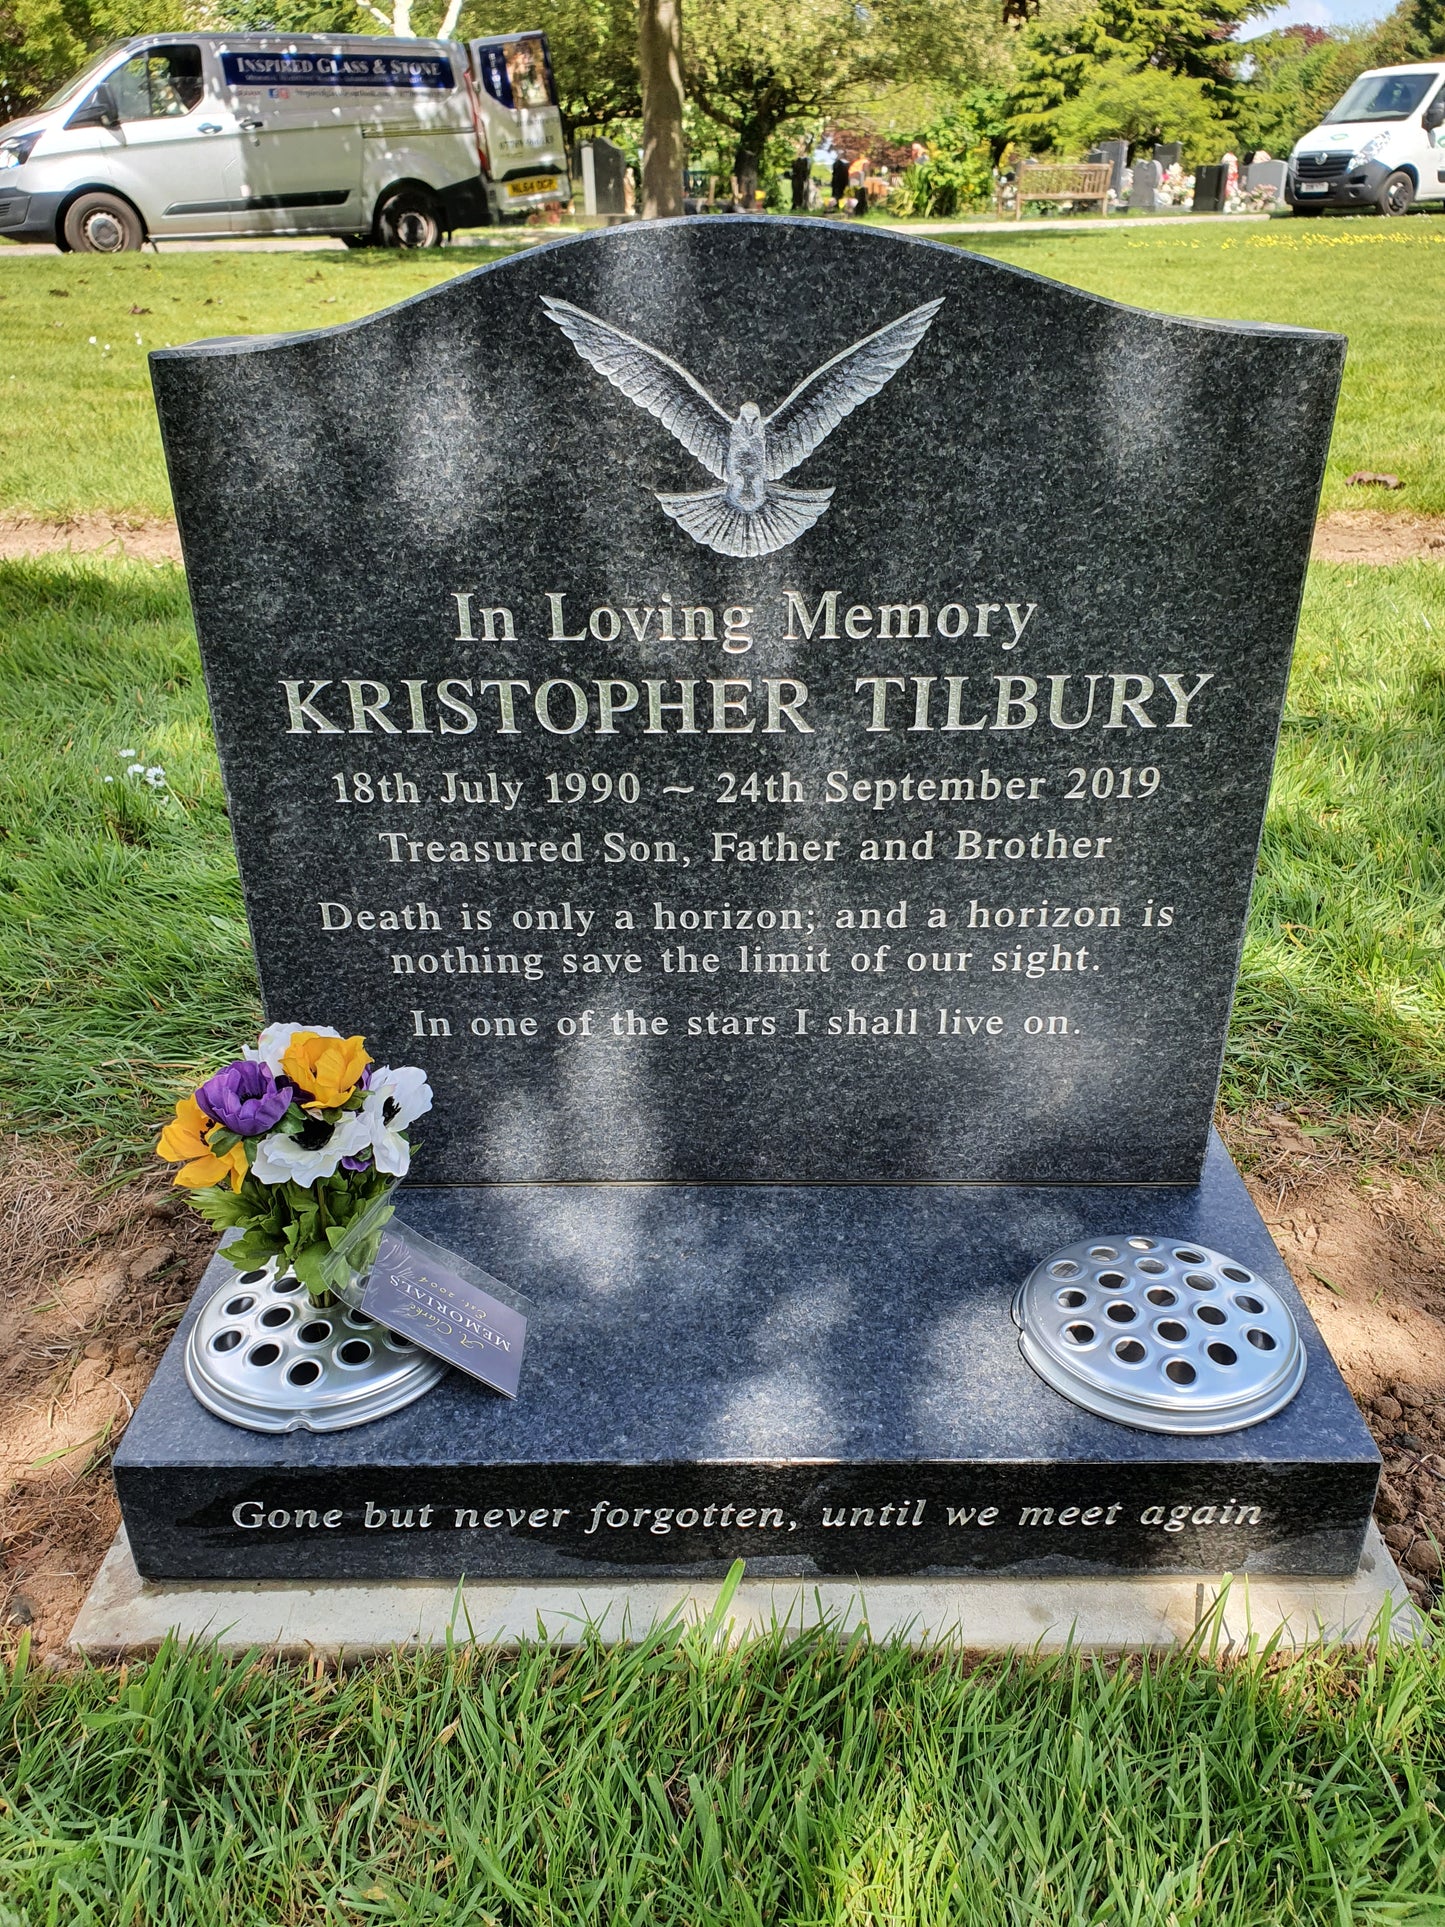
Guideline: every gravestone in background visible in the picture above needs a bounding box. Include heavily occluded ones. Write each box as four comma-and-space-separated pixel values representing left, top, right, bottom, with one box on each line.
576, 137, 628, 219
1194, 164, 1229, 213
1097, 138, 1129, 195
1246, 159, 1289, 205
1130, 160, 1159, 212
1154, 142, 1183, 171
114, 222, 1381, 1585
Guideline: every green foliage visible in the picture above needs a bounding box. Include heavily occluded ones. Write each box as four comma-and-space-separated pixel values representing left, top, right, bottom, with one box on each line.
1230, 24, 1372, 158
190, 1167, 395, 1292
885, 88, 1009, 215
463, 0, 642, 133
683, 0, 890, 201
1010, 0, 1263, 154
0, 0, 192, 119
2, 1617, 1445, 1922
1053, 53, 1227, 157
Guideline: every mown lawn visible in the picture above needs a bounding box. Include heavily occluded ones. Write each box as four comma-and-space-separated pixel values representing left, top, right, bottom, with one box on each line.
3, 1606, 1445, 1926
1, 220, 1444, 516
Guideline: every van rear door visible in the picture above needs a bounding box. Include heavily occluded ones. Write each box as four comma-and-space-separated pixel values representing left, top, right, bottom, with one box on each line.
216, 43, 367, 231
467, 32, 569, 211
87, 42, 242, 236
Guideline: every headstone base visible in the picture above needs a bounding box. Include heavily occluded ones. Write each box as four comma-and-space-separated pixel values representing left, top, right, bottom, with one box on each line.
71, 1523, 1417, 1657
114, 1135, 1380, 1584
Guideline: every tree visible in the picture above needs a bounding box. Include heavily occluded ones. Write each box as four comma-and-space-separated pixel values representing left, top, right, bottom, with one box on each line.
0, 0, 191, 119
462, 0, 642, 133
681, 0, 1002, 204
682, 0, 889, 203
1054, 54, 1225, 155
1009, 0, 1264, 152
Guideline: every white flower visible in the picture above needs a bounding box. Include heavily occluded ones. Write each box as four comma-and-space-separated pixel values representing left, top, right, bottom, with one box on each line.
362, 1066, 433, 1177
250, 1109, 372, 1186
244, 1021, 341, 1074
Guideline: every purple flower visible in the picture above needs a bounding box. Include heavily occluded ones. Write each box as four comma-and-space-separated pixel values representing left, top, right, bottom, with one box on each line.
197, 1059, 294, 1137
340, 1153, 372, 1172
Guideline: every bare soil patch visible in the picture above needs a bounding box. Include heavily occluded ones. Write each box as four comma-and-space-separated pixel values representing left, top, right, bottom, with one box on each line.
3, 1118, 1444, 1659
1226, 1105, 1445, 1606
1312, 510, 1445, 564
0, 1141, 210, 1659
0, 513, 181, 565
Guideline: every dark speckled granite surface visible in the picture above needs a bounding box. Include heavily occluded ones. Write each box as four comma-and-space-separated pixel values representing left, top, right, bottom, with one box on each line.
116, 1136, 1378, 1580
152, 219, 1342, 1185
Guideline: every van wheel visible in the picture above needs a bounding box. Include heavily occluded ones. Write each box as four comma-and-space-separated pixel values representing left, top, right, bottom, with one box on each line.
63, 192, 144, 253
376, 188, 443, 249
1378, 171, 1414, 216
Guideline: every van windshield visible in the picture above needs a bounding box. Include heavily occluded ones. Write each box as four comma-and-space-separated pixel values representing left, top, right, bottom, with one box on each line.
1324, 71, 1436, 122
40, 42, 128, 112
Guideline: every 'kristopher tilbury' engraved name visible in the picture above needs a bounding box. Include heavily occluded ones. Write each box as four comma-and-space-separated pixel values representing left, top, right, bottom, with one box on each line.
276, 587, 1215, 743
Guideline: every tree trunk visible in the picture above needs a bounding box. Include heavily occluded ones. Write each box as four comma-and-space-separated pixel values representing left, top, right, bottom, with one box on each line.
732, 135, 762, 207
638, 0, 685, 218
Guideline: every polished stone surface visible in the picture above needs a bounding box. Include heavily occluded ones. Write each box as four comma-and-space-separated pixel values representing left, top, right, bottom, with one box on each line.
153, 218, 1342, 1185
114, 1134, 1379, 1582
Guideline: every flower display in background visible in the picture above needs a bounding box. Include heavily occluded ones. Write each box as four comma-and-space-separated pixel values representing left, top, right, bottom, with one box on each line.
155, 1021, 433, 1301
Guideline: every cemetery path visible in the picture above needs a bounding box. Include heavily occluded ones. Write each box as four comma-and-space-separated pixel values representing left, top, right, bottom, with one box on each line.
3, 511, 1442, 569
1, 1119, 1441, 1660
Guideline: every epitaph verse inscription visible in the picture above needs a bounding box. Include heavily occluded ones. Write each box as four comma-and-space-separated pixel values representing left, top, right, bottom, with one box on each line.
154, 221, 1341, 1183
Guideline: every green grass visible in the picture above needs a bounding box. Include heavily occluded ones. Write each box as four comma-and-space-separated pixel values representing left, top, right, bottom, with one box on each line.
1, 220, 1444, 517
3, 1607, 1445, 1926
0, 554, 1440, 1157
0, 558, 258, 1162
964, 221, 1445, 517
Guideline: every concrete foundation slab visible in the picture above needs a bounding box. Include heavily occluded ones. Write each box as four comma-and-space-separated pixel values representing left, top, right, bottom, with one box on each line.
71, 1522, 1420, 1659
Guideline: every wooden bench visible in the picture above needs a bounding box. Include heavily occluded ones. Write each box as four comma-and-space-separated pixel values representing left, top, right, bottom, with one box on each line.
997, 161, 1112, 220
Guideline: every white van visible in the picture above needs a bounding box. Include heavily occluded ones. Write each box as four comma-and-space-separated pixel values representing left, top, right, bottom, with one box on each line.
1288, 62, 1445, 215
0, 30, 570, 251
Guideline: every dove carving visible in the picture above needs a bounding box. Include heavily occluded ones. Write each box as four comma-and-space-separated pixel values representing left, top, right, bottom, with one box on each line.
541, 294, 944, 559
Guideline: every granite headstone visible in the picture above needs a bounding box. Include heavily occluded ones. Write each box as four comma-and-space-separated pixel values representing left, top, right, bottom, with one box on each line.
151, 222, 1340, 1187
1130, 160, 1160, 212
114, 223, 1378, 1587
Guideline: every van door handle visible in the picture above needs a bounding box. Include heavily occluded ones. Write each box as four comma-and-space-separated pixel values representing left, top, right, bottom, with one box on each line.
238, 117, 264, 131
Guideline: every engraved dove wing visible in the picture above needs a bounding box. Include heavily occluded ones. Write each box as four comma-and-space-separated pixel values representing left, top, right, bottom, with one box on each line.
763, 298, 945, 481
540, 295, 733, 479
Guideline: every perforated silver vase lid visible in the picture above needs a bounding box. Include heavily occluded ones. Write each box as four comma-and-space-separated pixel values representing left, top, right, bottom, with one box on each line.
185, 1261, 447, 1433
1013, 1236, 1306, 1435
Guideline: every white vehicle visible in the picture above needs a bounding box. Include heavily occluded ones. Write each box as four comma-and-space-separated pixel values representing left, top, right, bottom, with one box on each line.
0, 30, 570, 251
1288, 62, 1445, 215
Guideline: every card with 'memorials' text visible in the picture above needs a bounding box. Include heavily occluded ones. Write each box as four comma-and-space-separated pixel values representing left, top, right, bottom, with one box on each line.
361, 1220, 532, 1398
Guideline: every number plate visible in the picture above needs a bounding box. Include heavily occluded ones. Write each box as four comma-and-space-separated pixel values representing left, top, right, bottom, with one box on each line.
1297, 183, 1329, 194
507, 175, 559, 197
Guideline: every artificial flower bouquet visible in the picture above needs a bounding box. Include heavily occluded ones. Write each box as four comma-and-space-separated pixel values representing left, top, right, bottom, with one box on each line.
157, 1022, 432, 1304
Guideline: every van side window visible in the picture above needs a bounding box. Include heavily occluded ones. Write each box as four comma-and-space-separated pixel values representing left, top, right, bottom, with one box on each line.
107, 45, 205, 121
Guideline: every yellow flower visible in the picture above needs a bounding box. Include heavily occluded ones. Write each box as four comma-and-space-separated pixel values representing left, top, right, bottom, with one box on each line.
282, 1031, 371, 1110
156, 1094, 249, 1191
